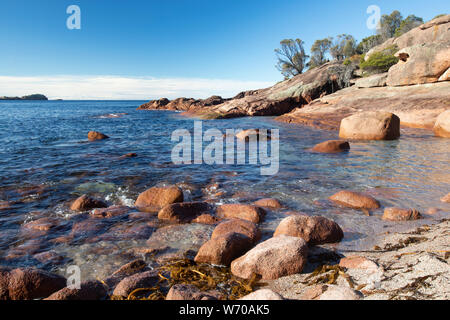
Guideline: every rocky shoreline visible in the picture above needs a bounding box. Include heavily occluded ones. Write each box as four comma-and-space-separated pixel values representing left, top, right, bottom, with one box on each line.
1, 164, 449, 300
0, 16, 449, 302
138, 15, 450, 133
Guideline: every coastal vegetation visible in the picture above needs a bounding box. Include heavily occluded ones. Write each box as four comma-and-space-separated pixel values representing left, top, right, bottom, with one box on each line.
359, 45, 399, 73
274, 10, 427, 79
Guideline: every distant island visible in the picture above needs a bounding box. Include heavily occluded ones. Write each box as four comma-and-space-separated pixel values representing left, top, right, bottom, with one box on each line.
0, 94, 48, 101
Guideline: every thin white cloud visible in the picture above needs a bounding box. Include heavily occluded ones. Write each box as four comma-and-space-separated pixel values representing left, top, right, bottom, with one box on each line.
0, 75, 274, 100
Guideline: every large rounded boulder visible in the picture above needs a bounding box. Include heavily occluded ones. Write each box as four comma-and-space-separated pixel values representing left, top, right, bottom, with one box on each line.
339, 111, 400, 140
274, 215, 344, 245
230, 235, 308, 280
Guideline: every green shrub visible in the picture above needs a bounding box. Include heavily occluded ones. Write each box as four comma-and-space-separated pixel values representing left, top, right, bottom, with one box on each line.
433, 14, 446, 20
343, 58, 351, 66
360, 46, 399, 73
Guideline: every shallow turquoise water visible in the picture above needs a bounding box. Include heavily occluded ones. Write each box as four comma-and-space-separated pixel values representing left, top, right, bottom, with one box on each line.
0, 100, 448, 280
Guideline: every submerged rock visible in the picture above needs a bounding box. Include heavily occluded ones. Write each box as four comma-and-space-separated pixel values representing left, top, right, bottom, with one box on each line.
382, 208, 421, 221
70, 194, 107, 212
146, 224, 214, 257
217, 204, 266, 224
33, 251, 65, 265
329, 190, 380, 210
235, 129, 271, 141
252, 198, 282, 209
158, 202, 210, 223
119, 153, 137, 159
339, 111, 400, 140
311, 140, 350, 153
192, 214, 220, 225
91, 205, 131, 218
433, 110, 450, 138
441, 193, 450, 203
0, 267, 66, 300
135, 186, 184, 211
230, 235, 308, 280
274, 215, 344, 245
88, 131, 109, 141
22, 217, 58, 232
0, 201, 11, 211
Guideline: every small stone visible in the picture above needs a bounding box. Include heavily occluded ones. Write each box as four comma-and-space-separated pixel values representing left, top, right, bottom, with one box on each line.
318, 285, 364, 300
300, 285, 328, 300
0, 201, 11, 210
382, 208, 421, 221
426, 208, 440, 215
70, 195, 107, 211
339, 256, 379, 273
253, 198, 282, 209
119, 153, 137, 159
88, 131, 109, 141
441, 193, 450, 203
311, 140, 350, 153
166, 284, 218, 300
329, 190, 380, 209
192, 214, 220, 225
91, 205, 131, 218
33, 251, 65, 265
240, 289, 284, 300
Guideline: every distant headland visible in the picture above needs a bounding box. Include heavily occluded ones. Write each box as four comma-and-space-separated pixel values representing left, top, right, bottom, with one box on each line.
0, 94, 48, 101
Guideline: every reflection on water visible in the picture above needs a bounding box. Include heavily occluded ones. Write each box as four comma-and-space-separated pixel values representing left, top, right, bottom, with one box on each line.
0, 101, 448, 280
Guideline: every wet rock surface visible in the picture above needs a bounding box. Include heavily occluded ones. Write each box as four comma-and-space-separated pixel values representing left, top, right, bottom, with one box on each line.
230, 235, 308, 280
217, 204, 266, 224
329, 190, 380, 210
274, 215, 344, 245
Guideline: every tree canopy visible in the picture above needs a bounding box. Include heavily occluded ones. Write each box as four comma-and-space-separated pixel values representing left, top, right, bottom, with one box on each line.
330, 34, 357, 61
275, 39, 309, 79
309, 38, 332, 68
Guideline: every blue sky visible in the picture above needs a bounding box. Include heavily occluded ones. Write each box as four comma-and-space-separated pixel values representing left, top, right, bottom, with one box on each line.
0, 0, 447, 99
